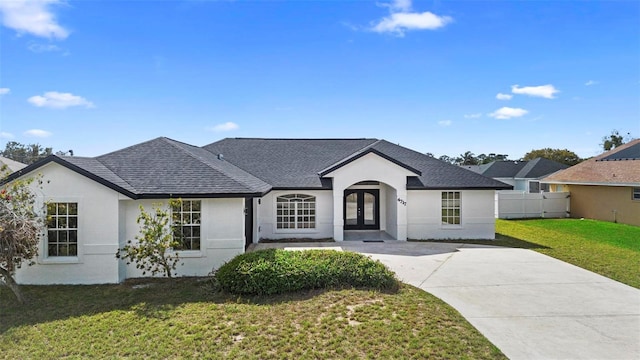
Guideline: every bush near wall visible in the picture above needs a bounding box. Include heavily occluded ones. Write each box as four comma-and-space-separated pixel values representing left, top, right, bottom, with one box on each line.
215, 249, 399, 295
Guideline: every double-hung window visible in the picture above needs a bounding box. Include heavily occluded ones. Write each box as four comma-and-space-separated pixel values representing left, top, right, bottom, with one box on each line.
633, 188, 640, 201
441, 191, 461, 226
276, 194, 316, 229
46, 202, 78, 257
172, 200, 201, 250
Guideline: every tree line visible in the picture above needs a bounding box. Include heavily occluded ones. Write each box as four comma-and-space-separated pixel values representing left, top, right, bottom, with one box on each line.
0, 141, 73, 165
431, 130, 632, 166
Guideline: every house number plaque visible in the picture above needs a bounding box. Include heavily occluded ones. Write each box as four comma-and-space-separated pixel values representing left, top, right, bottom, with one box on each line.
397, 198, 407, 206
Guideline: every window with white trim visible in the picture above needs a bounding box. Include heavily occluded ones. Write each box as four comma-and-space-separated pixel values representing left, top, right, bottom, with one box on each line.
276, 194, 316, 229
441, 191, 461, 225
633, 188, 640, 201
171, 200, 201, 250
46, 202, 78, 257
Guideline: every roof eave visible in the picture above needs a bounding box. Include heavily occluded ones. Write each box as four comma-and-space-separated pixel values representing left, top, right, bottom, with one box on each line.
541, 180, 640, 187
2, 155, 140, 199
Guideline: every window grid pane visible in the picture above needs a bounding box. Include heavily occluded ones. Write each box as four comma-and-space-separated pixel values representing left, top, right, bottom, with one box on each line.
276, 194, 316, 229
46, 202, 78, 257
172, 200, 201, 250
441, 192, 461, 225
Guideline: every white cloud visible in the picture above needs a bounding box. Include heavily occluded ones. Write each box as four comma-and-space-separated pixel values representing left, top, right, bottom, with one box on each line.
370, 0, 452, 36
496, 93, 512, 100
24, 129, 52, 138
207, 122, 239, 132
380, 0, 412, 12
0, 132, 14, 139
511, 84, 559, 99
28, 91, 94, 109
489, 107, 528, 120
464, 113, 482, 119
0, 88, 9, 95
438, 120, 452, 127
585, 80, 598, 86
372, 12, 452, 36
0, 0, 69, 39
28, 42, 61, 53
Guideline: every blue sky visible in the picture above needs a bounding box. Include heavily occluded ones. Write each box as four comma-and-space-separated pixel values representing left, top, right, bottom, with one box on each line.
1, 0, 639, 159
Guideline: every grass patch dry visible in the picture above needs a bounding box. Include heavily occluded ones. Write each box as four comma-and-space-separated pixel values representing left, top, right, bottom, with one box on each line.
1, 278, 504, 359
495, 219, 640, 288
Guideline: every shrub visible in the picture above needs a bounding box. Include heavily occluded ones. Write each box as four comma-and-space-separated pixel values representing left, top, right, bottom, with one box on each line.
215, 249, 399, 295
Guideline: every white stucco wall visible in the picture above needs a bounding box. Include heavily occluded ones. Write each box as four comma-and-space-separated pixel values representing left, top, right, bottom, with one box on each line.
407, 190, 496, 240
324, 152, 416, 241
16, 162, 124, 285
384, 184, 398, 238
257, 190, 333, 240
122, 198, 245, 278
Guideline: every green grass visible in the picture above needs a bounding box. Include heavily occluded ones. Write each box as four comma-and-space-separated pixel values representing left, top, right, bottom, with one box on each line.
0, 278, 504, 359
495, 219, 640, 288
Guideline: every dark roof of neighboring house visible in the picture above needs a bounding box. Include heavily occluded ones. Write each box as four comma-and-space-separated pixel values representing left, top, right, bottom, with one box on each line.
6, 137, 511, 197
476, 158, 568, 179
544, 139, 640, 185
598, 141, 640, 161
204, 138, 510, 190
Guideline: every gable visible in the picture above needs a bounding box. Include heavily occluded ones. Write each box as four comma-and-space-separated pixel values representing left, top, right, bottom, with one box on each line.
322, 151, 420, 187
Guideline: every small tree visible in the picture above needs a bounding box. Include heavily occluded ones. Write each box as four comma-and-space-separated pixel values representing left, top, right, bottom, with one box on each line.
0, 170, 44, 303
116, 200, 183, 278
601, 130, 629, 151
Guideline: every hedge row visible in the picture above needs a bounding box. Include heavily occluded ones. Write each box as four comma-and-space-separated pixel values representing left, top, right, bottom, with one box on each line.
215, 249, 399, 295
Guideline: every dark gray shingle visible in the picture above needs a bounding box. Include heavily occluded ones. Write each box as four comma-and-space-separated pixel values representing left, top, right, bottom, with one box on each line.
204, 138, 510, 190
95, 137, 270, 196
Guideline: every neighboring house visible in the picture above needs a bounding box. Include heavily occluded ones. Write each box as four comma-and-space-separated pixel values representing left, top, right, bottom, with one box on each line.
0, 156, 27, 173
6, 137, 510, 284
465, 158, 569, 193
543, 139, 640, 226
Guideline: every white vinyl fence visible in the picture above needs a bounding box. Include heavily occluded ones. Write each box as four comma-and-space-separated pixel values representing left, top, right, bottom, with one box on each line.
495, 191, 570, 219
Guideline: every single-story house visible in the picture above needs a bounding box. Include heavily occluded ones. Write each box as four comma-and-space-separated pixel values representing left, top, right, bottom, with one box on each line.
6, 137, 511, 284
464, 158, 569, 193
543, 139, 640, 226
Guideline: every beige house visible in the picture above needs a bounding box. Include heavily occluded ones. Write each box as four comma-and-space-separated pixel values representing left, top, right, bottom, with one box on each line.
543, 139, 640, 226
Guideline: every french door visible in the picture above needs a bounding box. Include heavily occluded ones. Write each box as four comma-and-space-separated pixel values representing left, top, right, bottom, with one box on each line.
344, 189, 379, 230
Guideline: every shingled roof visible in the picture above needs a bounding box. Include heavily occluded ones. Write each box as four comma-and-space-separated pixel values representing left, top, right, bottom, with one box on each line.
0, 156, 27, 173
7, 137, 511, 196
6, 137, 271, 198
476, 158, 568, 179
204, 138, 510, 190
543, 139, 640, 186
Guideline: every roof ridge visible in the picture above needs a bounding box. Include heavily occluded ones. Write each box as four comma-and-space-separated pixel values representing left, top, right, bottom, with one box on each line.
163, 138, 270, 191
230, 137, 375, 140
96, 137, 166, 159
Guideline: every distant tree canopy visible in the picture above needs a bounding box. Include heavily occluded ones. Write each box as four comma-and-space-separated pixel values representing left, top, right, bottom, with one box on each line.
437, 152, 509, 166
601, 130, 629, 151
522, 148, 582, 166
0, 142, 72, 165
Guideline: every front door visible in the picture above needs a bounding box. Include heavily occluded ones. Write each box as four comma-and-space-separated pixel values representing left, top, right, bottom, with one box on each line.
344, 189, 379, 230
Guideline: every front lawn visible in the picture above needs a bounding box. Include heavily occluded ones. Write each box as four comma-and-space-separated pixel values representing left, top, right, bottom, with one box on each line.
496, 219, 640, 288
0, 279, 505, 359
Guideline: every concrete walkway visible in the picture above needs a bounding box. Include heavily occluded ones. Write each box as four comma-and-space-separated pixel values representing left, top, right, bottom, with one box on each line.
252, 241, 640, 360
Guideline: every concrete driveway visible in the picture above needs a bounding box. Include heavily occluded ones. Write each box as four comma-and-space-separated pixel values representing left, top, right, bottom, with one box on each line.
252, 241, 640, 360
